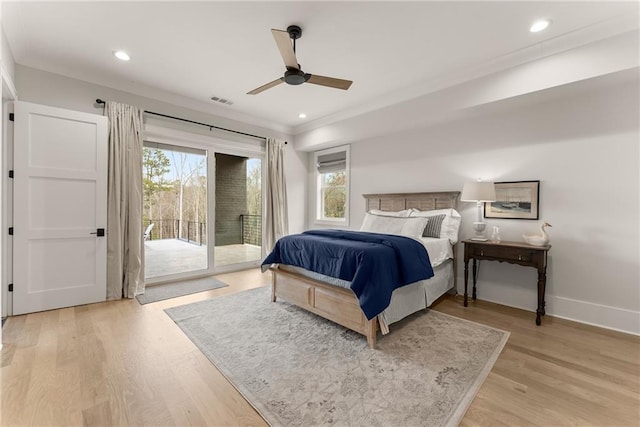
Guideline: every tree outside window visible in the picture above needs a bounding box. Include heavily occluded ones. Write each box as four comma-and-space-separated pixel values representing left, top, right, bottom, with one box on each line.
142, 146, 207, 242
321, 171, 346, 219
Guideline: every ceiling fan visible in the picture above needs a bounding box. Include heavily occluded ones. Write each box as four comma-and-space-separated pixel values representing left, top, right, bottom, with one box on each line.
247, 25, 353, 95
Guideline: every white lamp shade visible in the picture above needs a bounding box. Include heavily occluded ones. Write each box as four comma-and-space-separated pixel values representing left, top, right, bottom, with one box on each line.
460, 181, 496, 202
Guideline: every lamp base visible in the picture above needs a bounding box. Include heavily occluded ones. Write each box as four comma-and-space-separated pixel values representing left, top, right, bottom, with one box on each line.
471, 221, 487, 241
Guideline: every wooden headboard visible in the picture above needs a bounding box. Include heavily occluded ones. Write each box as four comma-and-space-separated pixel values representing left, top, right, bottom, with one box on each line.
363, 191, 460, 212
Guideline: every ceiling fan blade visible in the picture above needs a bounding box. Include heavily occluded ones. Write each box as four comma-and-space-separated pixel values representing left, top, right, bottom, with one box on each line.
247, 78, 284, 95
306, 74, 353, 90
271, 29, 299, 69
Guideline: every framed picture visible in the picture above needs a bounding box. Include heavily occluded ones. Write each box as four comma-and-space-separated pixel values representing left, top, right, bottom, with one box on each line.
484, 180, 540, 220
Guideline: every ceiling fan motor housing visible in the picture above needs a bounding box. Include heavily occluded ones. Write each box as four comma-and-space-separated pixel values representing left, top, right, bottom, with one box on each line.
284, 68, 309, 85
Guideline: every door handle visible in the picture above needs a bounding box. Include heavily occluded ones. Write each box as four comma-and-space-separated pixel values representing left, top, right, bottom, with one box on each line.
90, 228, 105, 237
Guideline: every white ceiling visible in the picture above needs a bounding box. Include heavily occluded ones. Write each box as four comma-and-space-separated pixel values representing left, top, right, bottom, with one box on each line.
3, 1, 638, 133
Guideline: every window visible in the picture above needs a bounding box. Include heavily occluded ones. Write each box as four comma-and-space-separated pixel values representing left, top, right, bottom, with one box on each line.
314, 145, 349, 225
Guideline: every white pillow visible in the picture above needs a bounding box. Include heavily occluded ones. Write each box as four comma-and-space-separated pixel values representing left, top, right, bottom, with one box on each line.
399, 217, 430, 238
368, 209, 412, 217
360, 214, 429, 238
408, 208, 462, 244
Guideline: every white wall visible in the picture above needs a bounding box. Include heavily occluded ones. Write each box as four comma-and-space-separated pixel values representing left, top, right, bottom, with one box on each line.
0, 12, 18, 346
0, 11, 19, 346
332, 70, 640, 334
1, 25, 15, 85
14, 65, 308, 235
0, 6, 4, 347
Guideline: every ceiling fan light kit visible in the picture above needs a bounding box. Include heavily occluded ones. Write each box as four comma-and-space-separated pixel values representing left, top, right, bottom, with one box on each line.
247, 25, 353, 95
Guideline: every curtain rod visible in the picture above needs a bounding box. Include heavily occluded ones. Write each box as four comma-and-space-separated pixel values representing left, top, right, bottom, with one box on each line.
95, 99, 286, 144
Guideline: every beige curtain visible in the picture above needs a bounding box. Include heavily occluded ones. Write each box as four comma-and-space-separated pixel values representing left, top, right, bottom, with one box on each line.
265, 138, 289, 251
105, 102, 145, 299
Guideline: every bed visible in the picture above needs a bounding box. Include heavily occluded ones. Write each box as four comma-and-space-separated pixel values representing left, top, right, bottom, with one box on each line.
265, 191, 460, 348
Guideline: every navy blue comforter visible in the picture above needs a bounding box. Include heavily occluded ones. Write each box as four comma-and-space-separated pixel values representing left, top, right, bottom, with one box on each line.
261, 229, 434, 320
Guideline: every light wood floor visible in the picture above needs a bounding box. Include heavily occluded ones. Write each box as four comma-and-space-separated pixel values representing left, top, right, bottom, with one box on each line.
1, 268, 638, 426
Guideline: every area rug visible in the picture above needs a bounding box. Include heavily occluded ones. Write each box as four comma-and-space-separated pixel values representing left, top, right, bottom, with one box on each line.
136, 277, 228, 304
165, 286, 509, 427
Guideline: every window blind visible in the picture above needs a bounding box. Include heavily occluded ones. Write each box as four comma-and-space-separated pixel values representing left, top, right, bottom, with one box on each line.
317, 151, 346, 174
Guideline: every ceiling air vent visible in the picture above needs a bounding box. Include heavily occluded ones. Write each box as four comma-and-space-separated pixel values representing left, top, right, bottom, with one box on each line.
211, 96, 234, 106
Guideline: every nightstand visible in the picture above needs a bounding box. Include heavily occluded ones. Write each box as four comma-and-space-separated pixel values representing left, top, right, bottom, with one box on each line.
462, 240, 551, 325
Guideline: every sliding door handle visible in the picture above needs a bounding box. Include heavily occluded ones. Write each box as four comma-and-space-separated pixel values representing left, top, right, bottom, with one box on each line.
90, 228, 105, 237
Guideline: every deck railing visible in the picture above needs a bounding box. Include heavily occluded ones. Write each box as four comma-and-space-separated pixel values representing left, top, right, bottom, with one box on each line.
240, 214, 262, 246
143, 219, 207, 245
144, 216, 260, 246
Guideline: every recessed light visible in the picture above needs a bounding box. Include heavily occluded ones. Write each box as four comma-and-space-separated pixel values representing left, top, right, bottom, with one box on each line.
298, 113, 307, 119
530, 19, 551, 33
113, 50, 130, 61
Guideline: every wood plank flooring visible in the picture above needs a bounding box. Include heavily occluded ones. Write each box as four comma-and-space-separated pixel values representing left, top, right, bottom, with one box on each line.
1, 268, 638, 426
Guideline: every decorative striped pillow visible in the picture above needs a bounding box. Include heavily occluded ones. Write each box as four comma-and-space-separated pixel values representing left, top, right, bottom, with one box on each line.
422, 214, 446, 238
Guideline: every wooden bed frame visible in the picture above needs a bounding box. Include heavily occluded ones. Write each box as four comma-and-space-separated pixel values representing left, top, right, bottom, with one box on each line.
270, 191, 460, 348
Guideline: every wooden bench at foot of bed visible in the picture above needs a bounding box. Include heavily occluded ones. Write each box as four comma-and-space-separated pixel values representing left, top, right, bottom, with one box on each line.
270, 266, 379, 348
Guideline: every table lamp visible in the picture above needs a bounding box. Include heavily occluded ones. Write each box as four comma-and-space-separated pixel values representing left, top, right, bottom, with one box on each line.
461, 181, 496, 241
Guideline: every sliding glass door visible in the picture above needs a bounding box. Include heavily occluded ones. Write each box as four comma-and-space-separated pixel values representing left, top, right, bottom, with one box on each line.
143, 138, 265, 282
143, 143, 209, 280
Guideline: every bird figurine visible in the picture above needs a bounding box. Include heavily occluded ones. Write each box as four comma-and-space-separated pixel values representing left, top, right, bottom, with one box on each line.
523, 222, 552, 246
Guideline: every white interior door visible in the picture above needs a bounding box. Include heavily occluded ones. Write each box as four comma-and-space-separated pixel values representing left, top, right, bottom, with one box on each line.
13, 101, 108, 315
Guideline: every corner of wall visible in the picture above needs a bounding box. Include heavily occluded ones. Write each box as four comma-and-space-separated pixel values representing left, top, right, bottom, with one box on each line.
1, 22, 17, 96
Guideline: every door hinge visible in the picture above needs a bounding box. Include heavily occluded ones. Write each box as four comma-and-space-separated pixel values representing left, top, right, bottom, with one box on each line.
8, 227, 13, 235
8, 284, 13, 292
9, 113, 14, 122
8, 170, 13, 178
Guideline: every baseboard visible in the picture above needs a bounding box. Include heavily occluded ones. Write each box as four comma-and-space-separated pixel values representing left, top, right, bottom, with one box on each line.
465, 294, 639, 336
546, 295, 640, 336
455, 276, 640, 336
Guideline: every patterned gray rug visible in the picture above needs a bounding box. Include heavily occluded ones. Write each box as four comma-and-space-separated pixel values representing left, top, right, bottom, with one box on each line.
165, 286, 509, 427
136, 276, 228, 304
